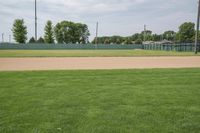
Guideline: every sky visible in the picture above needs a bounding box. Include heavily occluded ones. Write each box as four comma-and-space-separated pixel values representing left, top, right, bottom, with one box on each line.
0, 0, 198, 42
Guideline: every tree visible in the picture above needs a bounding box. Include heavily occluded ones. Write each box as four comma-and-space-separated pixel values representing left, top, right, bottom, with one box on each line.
163, 31, 176, 41
135, 39, 143, 44
37, 37, 45, 43
29, 37, 36, 43
104, 38, 110, 44
111, 36, 123, 44
116, 39, 121, 44
123, 37, 132, 44
54, 23, 63, 43
178, 22, 195, 43
175, 33, 180, 42
131, 33, 142, 41
12, 19, 27, 43
152, 34, 162, 41
76, 23, 90, 44
90, 22, 197, 44
141, 30, 152, 41
44, 20, 54, 44
54, 21, 90, 44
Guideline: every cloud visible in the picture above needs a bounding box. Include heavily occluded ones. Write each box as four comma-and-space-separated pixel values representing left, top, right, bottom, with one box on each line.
0, 0, 197, 42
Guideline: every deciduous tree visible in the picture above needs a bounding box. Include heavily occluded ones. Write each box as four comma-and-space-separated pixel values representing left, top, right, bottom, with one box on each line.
178, 22, 195, 43
54, 21, 90, 44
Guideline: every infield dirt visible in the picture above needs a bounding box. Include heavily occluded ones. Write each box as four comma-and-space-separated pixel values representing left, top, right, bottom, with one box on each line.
0, 57, 200, 71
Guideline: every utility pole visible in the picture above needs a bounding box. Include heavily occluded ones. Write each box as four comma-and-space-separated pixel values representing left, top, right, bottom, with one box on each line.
9, 35, 11, 43
144, 25, 146, 42
35, 0, 37, 41
195, 0, 200, 54
95, 22, 99, 49
2, 33, 4, 43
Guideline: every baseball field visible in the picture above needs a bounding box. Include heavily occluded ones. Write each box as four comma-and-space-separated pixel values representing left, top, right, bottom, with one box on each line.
0, 50, 199, 57
0, 69, 200, 133
0, 50, 200, 133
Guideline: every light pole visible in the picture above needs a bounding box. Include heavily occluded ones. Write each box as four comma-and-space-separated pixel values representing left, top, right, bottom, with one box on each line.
9, 35, 11, 43
35, 0, 37, 41
95, 22, 98, 49
2, 33, 4, 43
195, 0, 200, 54
144, 25, 146, 42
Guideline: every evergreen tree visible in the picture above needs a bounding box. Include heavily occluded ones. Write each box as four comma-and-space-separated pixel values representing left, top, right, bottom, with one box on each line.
29, 37, 36, 43
37, 37, 45, 43
12, 19, 27, 43
44, 20, 54, 44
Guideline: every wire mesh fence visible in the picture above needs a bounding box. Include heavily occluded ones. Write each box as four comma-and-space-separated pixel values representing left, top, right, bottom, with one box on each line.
143, 43, 200, 52
0, 43, 199, 52
0, 43, 143, 50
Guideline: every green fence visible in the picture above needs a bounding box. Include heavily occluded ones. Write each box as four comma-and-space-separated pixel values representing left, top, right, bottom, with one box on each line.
0, 43, 199, 52
143, 44, 200, 52
0, 43, 143, 50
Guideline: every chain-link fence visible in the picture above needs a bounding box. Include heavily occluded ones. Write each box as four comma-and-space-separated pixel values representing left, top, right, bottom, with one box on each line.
0, 43, 143, 50
143, 43, 200, 52
0, 43, 199, 52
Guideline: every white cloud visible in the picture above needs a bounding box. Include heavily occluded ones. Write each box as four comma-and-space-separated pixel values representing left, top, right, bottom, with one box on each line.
0, 0, 197, 42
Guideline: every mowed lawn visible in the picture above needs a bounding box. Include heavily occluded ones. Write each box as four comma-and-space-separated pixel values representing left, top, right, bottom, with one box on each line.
0, 50, 199, 57
0, 69, 200, 133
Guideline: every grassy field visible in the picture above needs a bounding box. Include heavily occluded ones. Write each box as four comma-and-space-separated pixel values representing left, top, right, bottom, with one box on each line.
0, 69, 200, 133
0, 50, 199, 57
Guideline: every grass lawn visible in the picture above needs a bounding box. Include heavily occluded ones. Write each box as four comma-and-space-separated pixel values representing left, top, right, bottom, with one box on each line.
0, 50, 199, 57
0, 69, 200, 133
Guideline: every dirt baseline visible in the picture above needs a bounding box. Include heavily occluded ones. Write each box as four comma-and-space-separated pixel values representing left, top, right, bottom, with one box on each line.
0, 57, 200, 71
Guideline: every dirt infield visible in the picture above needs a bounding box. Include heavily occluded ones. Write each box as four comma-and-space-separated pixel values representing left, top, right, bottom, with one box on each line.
0, 57, 200, 71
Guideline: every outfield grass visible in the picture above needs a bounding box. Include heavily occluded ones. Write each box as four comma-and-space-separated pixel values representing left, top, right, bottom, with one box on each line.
0, 50, 199, 57
0, 69, 200, 133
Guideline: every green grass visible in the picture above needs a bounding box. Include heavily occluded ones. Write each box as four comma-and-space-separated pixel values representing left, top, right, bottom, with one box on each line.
0, 69, 200, 133
0, 50, 199, 57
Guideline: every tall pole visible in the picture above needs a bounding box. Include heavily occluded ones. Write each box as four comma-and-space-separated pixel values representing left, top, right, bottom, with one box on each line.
2, 33, 4, 43
195, 0, 200, 54
144, 25, 146, 42
95, 22, 98, 45
9, 35, 11, 43
35, 0, 37, 41
95, 22, 98, 49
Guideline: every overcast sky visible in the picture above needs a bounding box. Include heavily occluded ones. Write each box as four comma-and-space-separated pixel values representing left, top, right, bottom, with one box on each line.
0, 0, 197, 42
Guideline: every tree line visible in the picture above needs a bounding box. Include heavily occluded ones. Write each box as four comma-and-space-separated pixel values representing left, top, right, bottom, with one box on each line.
92, 22, 196, 44
12, 19, 90, 44
12, 19, 196, 44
